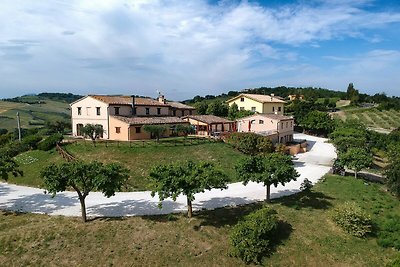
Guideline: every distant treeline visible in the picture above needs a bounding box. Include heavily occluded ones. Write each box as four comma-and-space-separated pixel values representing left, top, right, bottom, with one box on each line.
184, 86, 399, 107
3, 93, 82, 104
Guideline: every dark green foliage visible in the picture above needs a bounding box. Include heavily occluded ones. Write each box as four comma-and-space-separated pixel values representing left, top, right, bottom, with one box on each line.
206, 101, 229, 117
385, 144, 400, 197
228, 103, 254, 120
175, 124, 194, 137
0, 155, 23, 181
330, 120, 368, 153
45, 120, 71, 134
300, 178, 313, 192
331, 202, 372, 237
378, 215, 400, 250
0, 128, 8, 135
236, 153, 299, 202
300, 110, 335, 136
149, 160, 228, 217
22, 135, 43, 150
41, 161, 129, 222
193, 101, 208, 115
0, 142, 29, 158
81, 124, 104, 142
347, 83, 360, 104
38, 133, 63, 151
225, 132, 274, 155
340, 148, 373, 178
230, 207, 279, 264
143, 124, 167, 142
0, 132, 13, 146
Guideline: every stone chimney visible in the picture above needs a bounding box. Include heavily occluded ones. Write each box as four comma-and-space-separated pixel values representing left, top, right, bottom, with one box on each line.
270, 93, 274, 101
158, 94, 166, 104
131, 95, 136, 116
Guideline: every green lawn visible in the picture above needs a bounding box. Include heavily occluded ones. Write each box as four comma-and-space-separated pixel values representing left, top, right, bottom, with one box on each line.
8, 150, 64, 188
0, 175, 398, 266
63, 141, 246, 191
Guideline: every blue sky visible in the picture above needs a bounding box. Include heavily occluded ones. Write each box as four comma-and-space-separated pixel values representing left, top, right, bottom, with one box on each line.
0, 0, 400, 100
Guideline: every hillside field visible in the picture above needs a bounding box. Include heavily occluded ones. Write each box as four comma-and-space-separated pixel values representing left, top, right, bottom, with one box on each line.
0, 96, 71, 131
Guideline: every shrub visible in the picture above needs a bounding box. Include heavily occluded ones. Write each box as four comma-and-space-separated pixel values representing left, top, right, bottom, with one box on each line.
300, 178, 313, 192
0, 142, 29, 158
331, 202, 372, 237
230, 207, 278, 264
0, 128, 8, 135
22, 135, 43, 150
378, 215, 400, 250
38, 133, 63, 151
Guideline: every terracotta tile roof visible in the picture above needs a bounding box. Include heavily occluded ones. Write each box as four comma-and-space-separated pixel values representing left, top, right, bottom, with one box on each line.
90, 95, 169, 106
112, 116, 188, 125
184, 115, 234, 124
227, 93, 286, 103
167, 101, 195, 109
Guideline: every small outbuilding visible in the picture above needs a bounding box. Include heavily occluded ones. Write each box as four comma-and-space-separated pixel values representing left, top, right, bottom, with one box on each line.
183, 115, 235, 137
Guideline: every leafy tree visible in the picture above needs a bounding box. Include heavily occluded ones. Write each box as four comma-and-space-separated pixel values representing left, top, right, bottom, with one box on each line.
301, 111, 335, 136
228, 103, 239, 120
38, 133, 63, 151
41, 161, 129, 222
0, 155, 23, 181
45, 120, 70, 134
347, 83, 360, 104
175, 124, 194, 138
206, 101, 229, 117
143, 124, 167, 142
236, 153, 299, 202
194, 101, 208, 115
81, 124, 104, 142
226, 132, 274, 155
22, 135, 43, 150
149, 160, 228, 217
0, 128, 8, 135
385, 144, 400, 197
340, 148, 373, 178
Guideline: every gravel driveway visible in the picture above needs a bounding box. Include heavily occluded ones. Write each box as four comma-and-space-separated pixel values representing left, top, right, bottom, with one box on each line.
0, 133, 337, 218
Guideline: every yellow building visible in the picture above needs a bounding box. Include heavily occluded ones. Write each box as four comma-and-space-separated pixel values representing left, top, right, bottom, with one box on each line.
226, 93, 285, 114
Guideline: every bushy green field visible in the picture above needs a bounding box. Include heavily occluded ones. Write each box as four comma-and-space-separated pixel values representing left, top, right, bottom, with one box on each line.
0, 175, 398, 266
344, 108, 400, 130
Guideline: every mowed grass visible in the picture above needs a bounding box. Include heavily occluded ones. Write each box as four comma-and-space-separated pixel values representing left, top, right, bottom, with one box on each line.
65, 141, 246, 191
0, 175, 398, 266
8, 150, 64, 188
344, 108, 400, 130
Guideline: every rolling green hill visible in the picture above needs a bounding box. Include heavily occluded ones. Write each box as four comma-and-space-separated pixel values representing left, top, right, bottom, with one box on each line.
0, 93, 81, 131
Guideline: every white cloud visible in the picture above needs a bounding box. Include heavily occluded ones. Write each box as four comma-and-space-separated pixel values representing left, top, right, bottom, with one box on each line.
0, 0, 399, 99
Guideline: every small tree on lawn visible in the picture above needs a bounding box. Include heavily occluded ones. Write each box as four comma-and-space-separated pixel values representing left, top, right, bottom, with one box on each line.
41, 161, 129, 222
0, 155, 23, 180
149, 160, 228, 218
340, 147, 372, 178
143, 124, 167, 142
175, 124, 194, 138
81, 124, 104, 143
236, 153, 299, 202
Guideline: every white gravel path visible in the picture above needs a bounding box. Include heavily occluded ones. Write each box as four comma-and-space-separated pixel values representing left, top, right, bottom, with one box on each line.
0, 133, 336, 218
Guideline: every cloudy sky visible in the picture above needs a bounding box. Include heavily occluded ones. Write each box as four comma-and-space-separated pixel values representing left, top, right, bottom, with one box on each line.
1, 0, 400, 100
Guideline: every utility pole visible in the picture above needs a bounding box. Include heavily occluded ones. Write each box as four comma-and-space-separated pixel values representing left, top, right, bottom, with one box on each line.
16, 112, 21, 142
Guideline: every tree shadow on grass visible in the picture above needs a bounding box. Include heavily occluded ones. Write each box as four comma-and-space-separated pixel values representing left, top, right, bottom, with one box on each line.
273, 190, 334, 210
196, 201, 264, 229
267, 220, 293, 256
